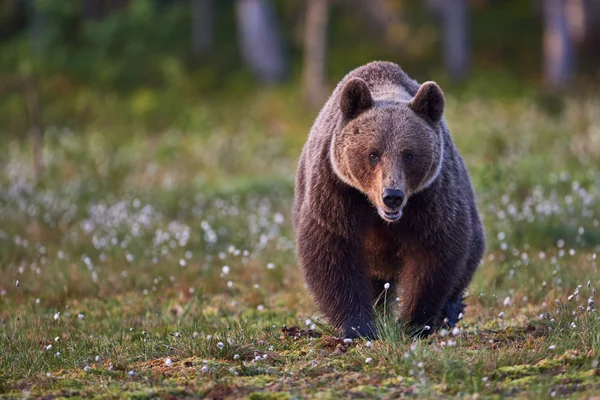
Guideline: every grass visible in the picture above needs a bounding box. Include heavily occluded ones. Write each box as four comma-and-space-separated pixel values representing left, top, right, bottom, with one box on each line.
1, 88, 599, 399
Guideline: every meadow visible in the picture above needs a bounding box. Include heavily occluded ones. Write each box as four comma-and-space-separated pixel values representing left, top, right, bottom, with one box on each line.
1, 89, 599, 399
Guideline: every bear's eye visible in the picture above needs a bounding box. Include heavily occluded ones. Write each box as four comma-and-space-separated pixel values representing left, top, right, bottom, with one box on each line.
402, 150, 415, 162
369, 152, 380, 163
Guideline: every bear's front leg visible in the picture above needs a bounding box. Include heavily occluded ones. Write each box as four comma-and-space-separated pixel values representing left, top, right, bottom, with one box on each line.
297, 218, 375, 339
398, 253, 460, 332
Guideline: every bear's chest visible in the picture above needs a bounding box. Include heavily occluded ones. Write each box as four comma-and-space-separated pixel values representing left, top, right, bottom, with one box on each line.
362, 226, 403, 279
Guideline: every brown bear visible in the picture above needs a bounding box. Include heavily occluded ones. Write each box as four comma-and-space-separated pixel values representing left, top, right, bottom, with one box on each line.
293, 61, 485, 338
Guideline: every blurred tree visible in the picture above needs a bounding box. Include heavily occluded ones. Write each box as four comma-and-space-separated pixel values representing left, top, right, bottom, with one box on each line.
345, 0, 406, 46
22, 72, 44, 177
303, 0, 329, 108
0, 0, 27, 40
82, 0, 103, 20
235, 0, 288, 83
427, 0, 470, 82
28, 0, 47, 53
24, 1, 45, 176
580, 0, 600, 70
191, 0, 213, 56
582, 0, 600, 37
565, 0, 585, 43
542, 0, 573, 89
81, 0, 131, 20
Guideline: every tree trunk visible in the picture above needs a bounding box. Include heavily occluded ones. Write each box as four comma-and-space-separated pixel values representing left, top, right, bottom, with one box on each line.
22, 74, 44, 178
29, 0, 47, 54
580, 0, 600, 66
191, 0, 213, 56
565, 0, 585, 43
582, 0, 600, 39
25, 0, 45, 177
82, 0, 131, 21
542, 0, 574, 89
436, 0, 470, 82
303, 0, 329, 109
81, 0, 103, 21
0, 0, 25, 40
345, 0, 403, 45
235, 0, 288, 83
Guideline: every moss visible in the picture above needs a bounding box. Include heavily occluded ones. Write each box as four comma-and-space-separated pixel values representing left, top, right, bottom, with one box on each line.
248, 392, 291, 400
123, 389, 159, 400
238, 375, 279, 387
277, 349, 309, 360
493, 364, 540, 379
552, 368, 599, 385
557, 350, 587, 367
350, 385, 380, 396
535, 358, 563, 371
379, 375, 415, 388
503, 375, 538, 388
51, 378, 85, 390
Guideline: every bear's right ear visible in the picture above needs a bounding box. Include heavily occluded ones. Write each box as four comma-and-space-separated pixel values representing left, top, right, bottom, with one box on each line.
340, 78, 373, 120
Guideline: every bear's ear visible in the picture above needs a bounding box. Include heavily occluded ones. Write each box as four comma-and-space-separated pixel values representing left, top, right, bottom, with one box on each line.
409, 81, 445, 123
340, 78, 373, 120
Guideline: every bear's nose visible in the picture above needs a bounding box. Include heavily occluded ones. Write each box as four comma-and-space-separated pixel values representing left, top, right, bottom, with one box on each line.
382, 189, 405, 209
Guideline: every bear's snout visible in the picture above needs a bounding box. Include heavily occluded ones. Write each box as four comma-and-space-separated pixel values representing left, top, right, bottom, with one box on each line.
382, 188, 405, 209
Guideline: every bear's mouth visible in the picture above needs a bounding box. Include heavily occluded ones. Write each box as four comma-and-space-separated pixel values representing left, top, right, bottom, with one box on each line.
377, 207, 403, 222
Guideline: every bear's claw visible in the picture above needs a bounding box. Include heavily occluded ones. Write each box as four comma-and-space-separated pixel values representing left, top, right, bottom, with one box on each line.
442, 295, 467, 327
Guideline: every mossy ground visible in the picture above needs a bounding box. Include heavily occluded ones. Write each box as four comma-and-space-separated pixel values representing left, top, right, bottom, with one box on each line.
1, 90, 600, 399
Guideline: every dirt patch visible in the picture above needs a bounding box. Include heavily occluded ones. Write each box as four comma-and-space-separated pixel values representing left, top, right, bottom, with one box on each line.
280, 325, 322, 340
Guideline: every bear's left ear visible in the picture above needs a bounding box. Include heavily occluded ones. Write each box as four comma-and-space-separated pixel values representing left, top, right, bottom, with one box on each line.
340, 78, 373, 121
409, 81, 445, 123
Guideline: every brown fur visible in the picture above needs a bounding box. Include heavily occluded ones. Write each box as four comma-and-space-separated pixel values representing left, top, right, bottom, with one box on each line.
293, 61, 485, 338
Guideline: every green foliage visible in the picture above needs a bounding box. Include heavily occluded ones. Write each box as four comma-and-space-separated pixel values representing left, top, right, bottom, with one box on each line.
79, 0, 189, 88
28, 0, 189, 88
0, 0, 557, 91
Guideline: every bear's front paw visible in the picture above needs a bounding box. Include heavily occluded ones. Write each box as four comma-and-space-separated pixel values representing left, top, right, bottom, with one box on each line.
442, 296, 467, 328
343, 321, 376, 340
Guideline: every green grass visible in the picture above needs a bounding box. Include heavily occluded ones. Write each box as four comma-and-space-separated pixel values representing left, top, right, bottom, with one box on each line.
1, 89, 600, 399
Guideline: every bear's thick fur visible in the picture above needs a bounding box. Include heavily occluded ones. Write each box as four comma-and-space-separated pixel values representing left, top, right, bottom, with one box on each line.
293, 61, 485, 338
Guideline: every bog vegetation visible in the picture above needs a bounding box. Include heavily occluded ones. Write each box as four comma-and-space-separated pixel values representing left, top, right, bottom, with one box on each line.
1, 92, 599, 398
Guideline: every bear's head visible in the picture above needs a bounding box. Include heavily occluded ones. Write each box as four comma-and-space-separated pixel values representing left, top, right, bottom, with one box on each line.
331, 77, 445, 222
